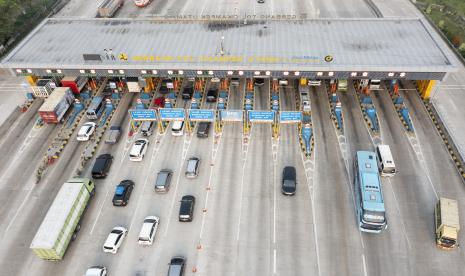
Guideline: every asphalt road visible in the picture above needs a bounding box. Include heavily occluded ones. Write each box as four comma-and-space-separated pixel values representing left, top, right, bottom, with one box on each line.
3, 0, 465, 275
54, 0, 375, 18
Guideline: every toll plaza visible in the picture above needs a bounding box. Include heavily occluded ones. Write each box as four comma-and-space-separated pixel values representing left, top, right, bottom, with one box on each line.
1, 17, 458, 159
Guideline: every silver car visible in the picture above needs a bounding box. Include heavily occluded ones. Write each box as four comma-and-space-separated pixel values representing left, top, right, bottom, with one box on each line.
185, 157, 200, 178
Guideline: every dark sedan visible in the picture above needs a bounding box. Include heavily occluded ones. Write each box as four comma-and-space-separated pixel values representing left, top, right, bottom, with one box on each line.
112, 180, 135, 206
281, 166, 296, 195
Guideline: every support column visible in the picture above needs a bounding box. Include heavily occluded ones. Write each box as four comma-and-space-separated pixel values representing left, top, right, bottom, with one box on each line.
419, 80, 436, 100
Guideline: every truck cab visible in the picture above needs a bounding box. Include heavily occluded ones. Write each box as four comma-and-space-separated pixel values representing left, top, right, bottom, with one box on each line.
435, 197, 460, 250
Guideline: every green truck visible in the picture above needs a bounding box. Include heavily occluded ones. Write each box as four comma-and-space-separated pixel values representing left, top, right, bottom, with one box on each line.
30, 178, 95, 260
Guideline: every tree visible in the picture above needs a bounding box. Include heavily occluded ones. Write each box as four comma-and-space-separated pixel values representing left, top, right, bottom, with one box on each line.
0, 0, 22, 44
438, 20, 445, 30
452, 35, 462, 48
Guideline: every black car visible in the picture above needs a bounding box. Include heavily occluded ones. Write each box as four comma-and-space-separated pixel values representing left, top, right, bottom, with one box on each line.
281, 166, 296, 195
179, 195, 195, 221
196, 122, 211, 138
112, 180, 135, 206
206, 88, 218, 102
168, 256, 185, 276
254, 78, 265, 86
182, 86, 194, 100
92, 154, 113, 179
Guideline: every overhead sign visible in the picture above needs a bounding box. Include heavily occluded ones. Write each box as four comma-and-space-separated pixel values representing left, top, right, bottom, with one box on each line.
189, 109, 215, 121
280, 111, 302, 123
159, 108, 185, 121
129, 109, 157, 121
220, 110, 243, 122
248, 111, 275, 123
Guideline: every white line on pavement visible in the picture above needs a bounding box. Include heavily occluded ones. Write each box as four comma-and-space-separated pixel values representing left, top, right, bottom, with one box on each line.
164, 156, 185, 237
199, 163, 215, 239
386, 178, 411, 249
128, 139, 159, 232
4, 182, 35, 237
362, 254, 368, 276
236, 126, 252, 241
273, 249, 277, 274
90, 188, 109, 234
309, 132, 321, 276
273, 150, 276, 244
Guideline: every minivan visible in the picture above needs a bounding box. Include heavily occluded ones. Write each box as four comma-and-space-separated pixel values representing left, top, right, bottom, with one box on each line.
171, 121, 184, 136
168, 256, 185, 276
92, 154, 113, 179
370, 79, 381, 90
140, 121, 154, 136
179, 195, 195, 222
196, 122, 211, 138
182, 86, 194, 100
206, 88, 218, 102
185, 157, 200, 178
138, 216, 159, 246
376, 144, 396, 176
230, 78, 240, 86
155, 169, 173, 193
281, 166, 297, 195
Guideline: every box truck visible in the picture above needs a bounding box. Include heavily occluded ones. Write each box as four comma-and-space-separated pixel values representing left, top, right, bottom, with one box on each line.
30, 178, 95, 260
38, 87, 75, 124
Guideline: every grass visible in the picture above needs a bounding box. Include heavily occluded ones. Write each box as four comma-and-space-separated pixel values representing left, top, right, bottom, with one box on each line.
418, 0, 465, 57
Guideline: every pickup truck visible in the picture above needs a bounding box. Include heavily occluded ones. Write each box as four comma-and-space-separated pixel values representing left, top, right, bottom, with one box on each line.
105, 125, 121, 144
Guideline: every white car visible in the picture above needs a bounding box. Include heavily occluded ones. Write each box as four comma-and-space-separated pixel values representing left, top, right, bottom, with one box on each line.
103, 226, 128, 254
77, 122, 96, 141
129, 138, 149, 161
134, 0, 151, 7
138, 216, 160, 245
303, 101, 311, 112
84, 266, 107, 276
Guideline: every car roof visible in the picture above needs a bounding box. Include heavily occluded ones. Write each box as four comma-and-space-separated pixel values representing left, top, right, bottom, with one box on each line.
283, 166, 296, 179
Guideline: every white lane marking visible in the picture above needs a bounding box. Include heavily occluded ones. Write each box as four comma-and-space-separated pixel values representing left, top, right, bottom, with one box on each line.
309, 133, 321, 276
163, 156, 185, 236
386, 178, 411, 249
199, 0, 209, 16
128, 138, 160, 232
235, 160, 247, 241
4, 182, 35, 236
90, 188, 109, 234
236, 126, 252, 241
362, 254, 368, 276
402, 94, 439, 200
273, 146, 276, 244
199, 162, 215, 239
273, 249, 277, 274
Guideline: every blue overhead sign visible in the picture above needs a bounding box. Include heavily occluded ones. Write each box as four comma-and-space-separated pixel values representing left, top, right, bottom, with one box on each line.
280, 111, 302, 123
220, 110, 243, 122
189, 109, 215, 121
159, 108, 185, 121
248, 111, 275, 122
129, 109, 157, 121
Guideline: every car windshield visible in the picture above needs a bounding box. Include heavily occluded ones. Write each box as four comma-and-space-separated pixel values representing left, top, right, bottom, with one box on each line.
283, 180, 295, 188
363, 210, 385, 223
157, 173, 168, 184
115, 186, 125, 196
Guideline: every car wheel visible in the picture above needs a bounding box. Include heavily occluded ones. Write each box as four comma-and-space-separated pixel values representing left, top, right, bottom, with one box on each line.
71, 233, 78, 241
75, 224, 81, 232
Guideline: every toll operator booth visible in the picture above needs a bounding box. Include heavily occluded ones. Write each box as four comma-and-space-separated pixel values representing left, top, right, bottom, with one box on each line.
2, 17, 458, 103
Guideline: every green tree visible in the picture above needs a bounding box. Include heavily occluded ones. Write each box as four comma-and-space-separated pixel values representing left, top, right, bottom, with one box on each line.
0, 0, 22, 44
438, 20, 445, 29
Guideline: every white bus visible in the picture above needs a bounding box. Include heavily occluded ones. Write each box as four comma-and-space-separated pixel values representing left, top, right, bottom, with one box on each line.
376, 144, 396, 177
